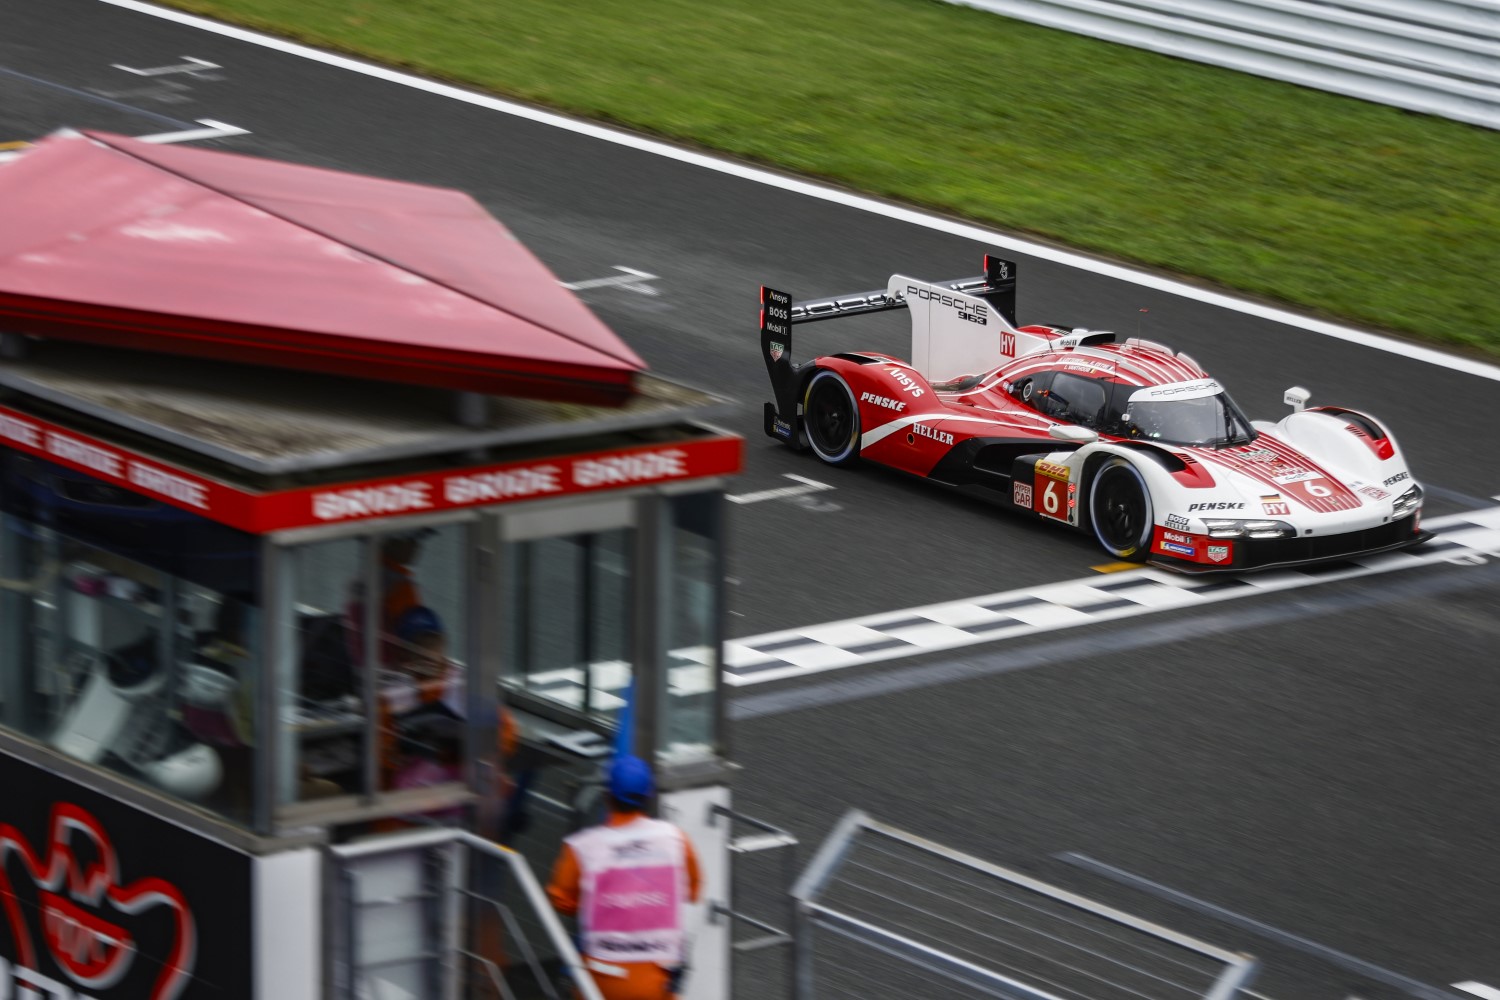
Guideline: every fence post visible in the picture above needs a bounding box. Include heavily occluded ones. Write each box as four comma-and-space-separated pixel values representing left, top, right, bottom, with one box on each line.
791, 899, 816, 1000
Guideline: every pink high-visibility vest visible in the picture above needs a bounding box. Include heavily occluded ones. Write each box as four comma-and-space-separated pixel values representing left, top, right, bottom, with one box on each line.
566, 817, 689, 965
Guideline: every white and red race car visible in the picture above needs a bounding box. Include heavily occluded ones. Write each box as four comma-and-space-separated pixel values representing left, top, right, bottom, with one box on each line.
760, 255, 1429, 571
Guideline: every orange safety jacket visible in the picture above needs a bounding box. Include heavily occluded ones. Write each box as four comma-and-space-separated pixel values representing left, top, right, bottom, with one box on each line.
547, 811, 702, 1000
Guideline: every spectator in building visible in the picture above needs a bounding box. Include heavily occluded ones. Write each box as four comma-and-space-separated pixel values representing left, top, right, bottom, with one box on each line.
389, 706, 466, 824
340, 527, 434, 669
380, 529, 432, 637
547, 755, 702, 1000
381, 605, 519, 794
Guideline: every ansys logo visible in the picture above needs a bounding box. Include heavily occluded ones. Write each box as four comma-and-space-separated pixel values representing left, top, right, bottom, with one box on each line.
0, 804, 195, 1000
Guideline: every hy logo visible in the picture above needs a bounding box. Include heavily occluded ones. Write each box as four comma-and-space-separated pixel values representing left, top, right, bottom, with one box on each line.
0, 804, 195, 1000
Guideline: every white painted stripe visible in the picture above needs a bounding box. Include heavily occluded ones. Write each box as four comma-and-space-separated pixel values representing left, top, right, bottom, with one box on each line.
96, 0, 1500, 383
921, 602, 1009, 628
761, 643, 863, 671
723, 506, 1500, 686
727, 473, 834, 505
559, 265, 659, 291
0, 119, 249, 163
112, 55, 219, 76
726, 484, 824, 505
1454, 982, 1500, 999
134, 119, 250, 144
860, 412, 1011, 448
885, 621, 978, 647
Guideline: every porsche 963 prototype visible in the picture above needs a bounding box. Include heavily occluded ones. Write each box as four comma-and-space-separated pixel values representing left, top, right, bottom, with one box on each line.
760, 256, 1429, 571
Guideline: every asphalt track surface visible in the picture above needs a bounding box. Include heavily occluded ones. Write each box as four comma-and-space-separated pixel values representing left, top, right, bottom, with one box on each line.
4, 2, 1500, 996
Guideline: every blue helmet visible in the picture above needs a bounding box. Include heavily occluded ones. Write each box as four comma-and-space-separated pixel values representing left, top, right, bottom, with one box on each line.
608, 755, 654, 808
395, 606, 444, 643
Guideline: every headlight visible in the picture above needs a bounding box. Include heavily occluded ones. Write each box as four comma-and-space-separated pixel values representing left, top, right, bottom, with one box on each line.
1201, 518, 1294, 539
1392, 484, 1422, 517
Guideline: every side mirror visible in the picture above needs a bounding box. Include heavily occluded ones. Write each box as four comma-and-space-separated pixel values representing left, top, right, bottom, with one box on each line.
1048, 424, 1098, 444
1284, 386, 1310, 412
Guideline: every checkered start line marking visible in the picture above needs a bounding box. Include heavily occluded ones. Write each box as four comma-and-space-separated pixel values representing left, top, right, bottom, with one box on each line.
723, 506, 1500, 687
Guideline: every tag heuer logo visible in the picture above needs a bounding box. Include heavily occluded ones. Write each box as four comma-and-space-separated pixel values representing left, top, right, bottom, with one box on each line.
1207, 545, 1229, 563
768, 342, 785, 362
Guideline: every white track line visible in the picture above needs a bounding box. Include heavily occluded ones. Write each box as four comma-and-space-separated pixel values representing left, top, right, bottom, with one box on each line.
111, 55, 219, 76
98, 0, 1500, 384
724, 506, 1500, 686
134, 118, 247, 143
1455, 984, 1500, 999
559, 266, 660, 293
727, 473, 835, 505
0, 119, 247, 162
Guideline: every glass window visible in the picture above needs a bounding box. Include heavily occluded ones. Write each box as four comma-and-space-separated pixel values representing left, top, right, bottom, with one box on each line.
658, 492, 722, 765
1043, 372, 1109, 427
1102, 382, 1258, 447
276, 524, 475, 808
280, 536, 365, 804
501, 526, 634, 726
0, 453, 261, 825
373, 525, 470, 799
1008, 372, 1048, 408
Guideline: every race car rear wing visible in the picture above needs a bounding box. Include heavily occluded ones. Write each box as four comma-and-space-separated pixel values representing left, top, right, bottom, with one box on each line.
760, 255, 1018, 439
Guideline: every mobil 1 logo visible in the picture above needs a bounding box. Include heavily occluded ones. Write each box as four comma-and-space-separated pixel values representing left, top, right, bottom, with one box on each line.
761, 287, 791, 341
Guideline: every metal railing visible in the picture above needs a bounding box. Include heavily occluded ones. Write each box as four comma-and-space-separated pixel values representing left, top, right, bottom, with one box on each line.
328, 827, 605, 1000
941, 0, 1500, 129
710, 806, 801, 997
791, 810, 1260, 1000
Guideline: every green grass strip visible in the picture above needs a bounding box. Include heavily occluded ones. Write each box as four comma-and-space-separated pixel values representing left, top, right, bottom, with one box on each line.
161, 0, 1500, 357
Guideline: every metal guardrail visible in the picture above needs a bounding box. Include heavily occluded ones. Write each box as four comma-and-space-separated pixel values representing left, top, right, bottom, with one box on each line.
791, 810, 1259, 1000
328, 827, 605, 1000
710, 806, 800, 998
941, 0, 1500, 129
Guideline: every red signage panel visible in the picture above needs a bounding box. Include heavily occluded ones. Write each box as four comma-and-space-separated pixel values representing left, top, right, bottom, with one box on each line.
0, 404, 741, 534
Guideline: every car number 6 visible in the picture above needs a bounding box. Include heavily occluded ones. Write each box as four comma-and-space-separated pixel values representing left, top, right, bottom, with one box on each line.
1042, 479, 1062, 515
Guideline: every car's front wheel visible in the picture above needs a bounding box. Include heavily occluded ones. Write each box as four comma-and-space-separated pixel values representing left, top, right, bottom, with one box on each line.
1089, 458, 1152, 560
803, 369, 861, 466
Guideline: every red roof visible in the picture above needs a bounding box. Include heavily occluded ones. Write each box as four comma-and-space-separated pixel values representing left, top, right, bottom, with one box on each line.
0, 131, 646, 405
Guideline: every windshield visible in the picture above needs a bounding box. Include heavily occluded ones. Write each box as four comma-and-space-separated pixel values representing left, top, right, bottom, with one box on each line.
1104, 380, 1257, 447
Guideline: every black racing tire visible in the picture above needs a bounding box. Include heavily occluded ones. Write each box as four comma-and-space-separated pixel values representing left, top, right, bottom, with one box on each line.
1089, 458, 1153, 560
803, 369, 861, 467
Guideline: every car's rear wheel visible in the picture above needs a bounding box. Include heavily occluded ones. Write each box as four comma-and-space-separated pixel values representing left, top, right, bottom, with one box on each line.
1089, 458, 1152, 560
804, 369, 861, 466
